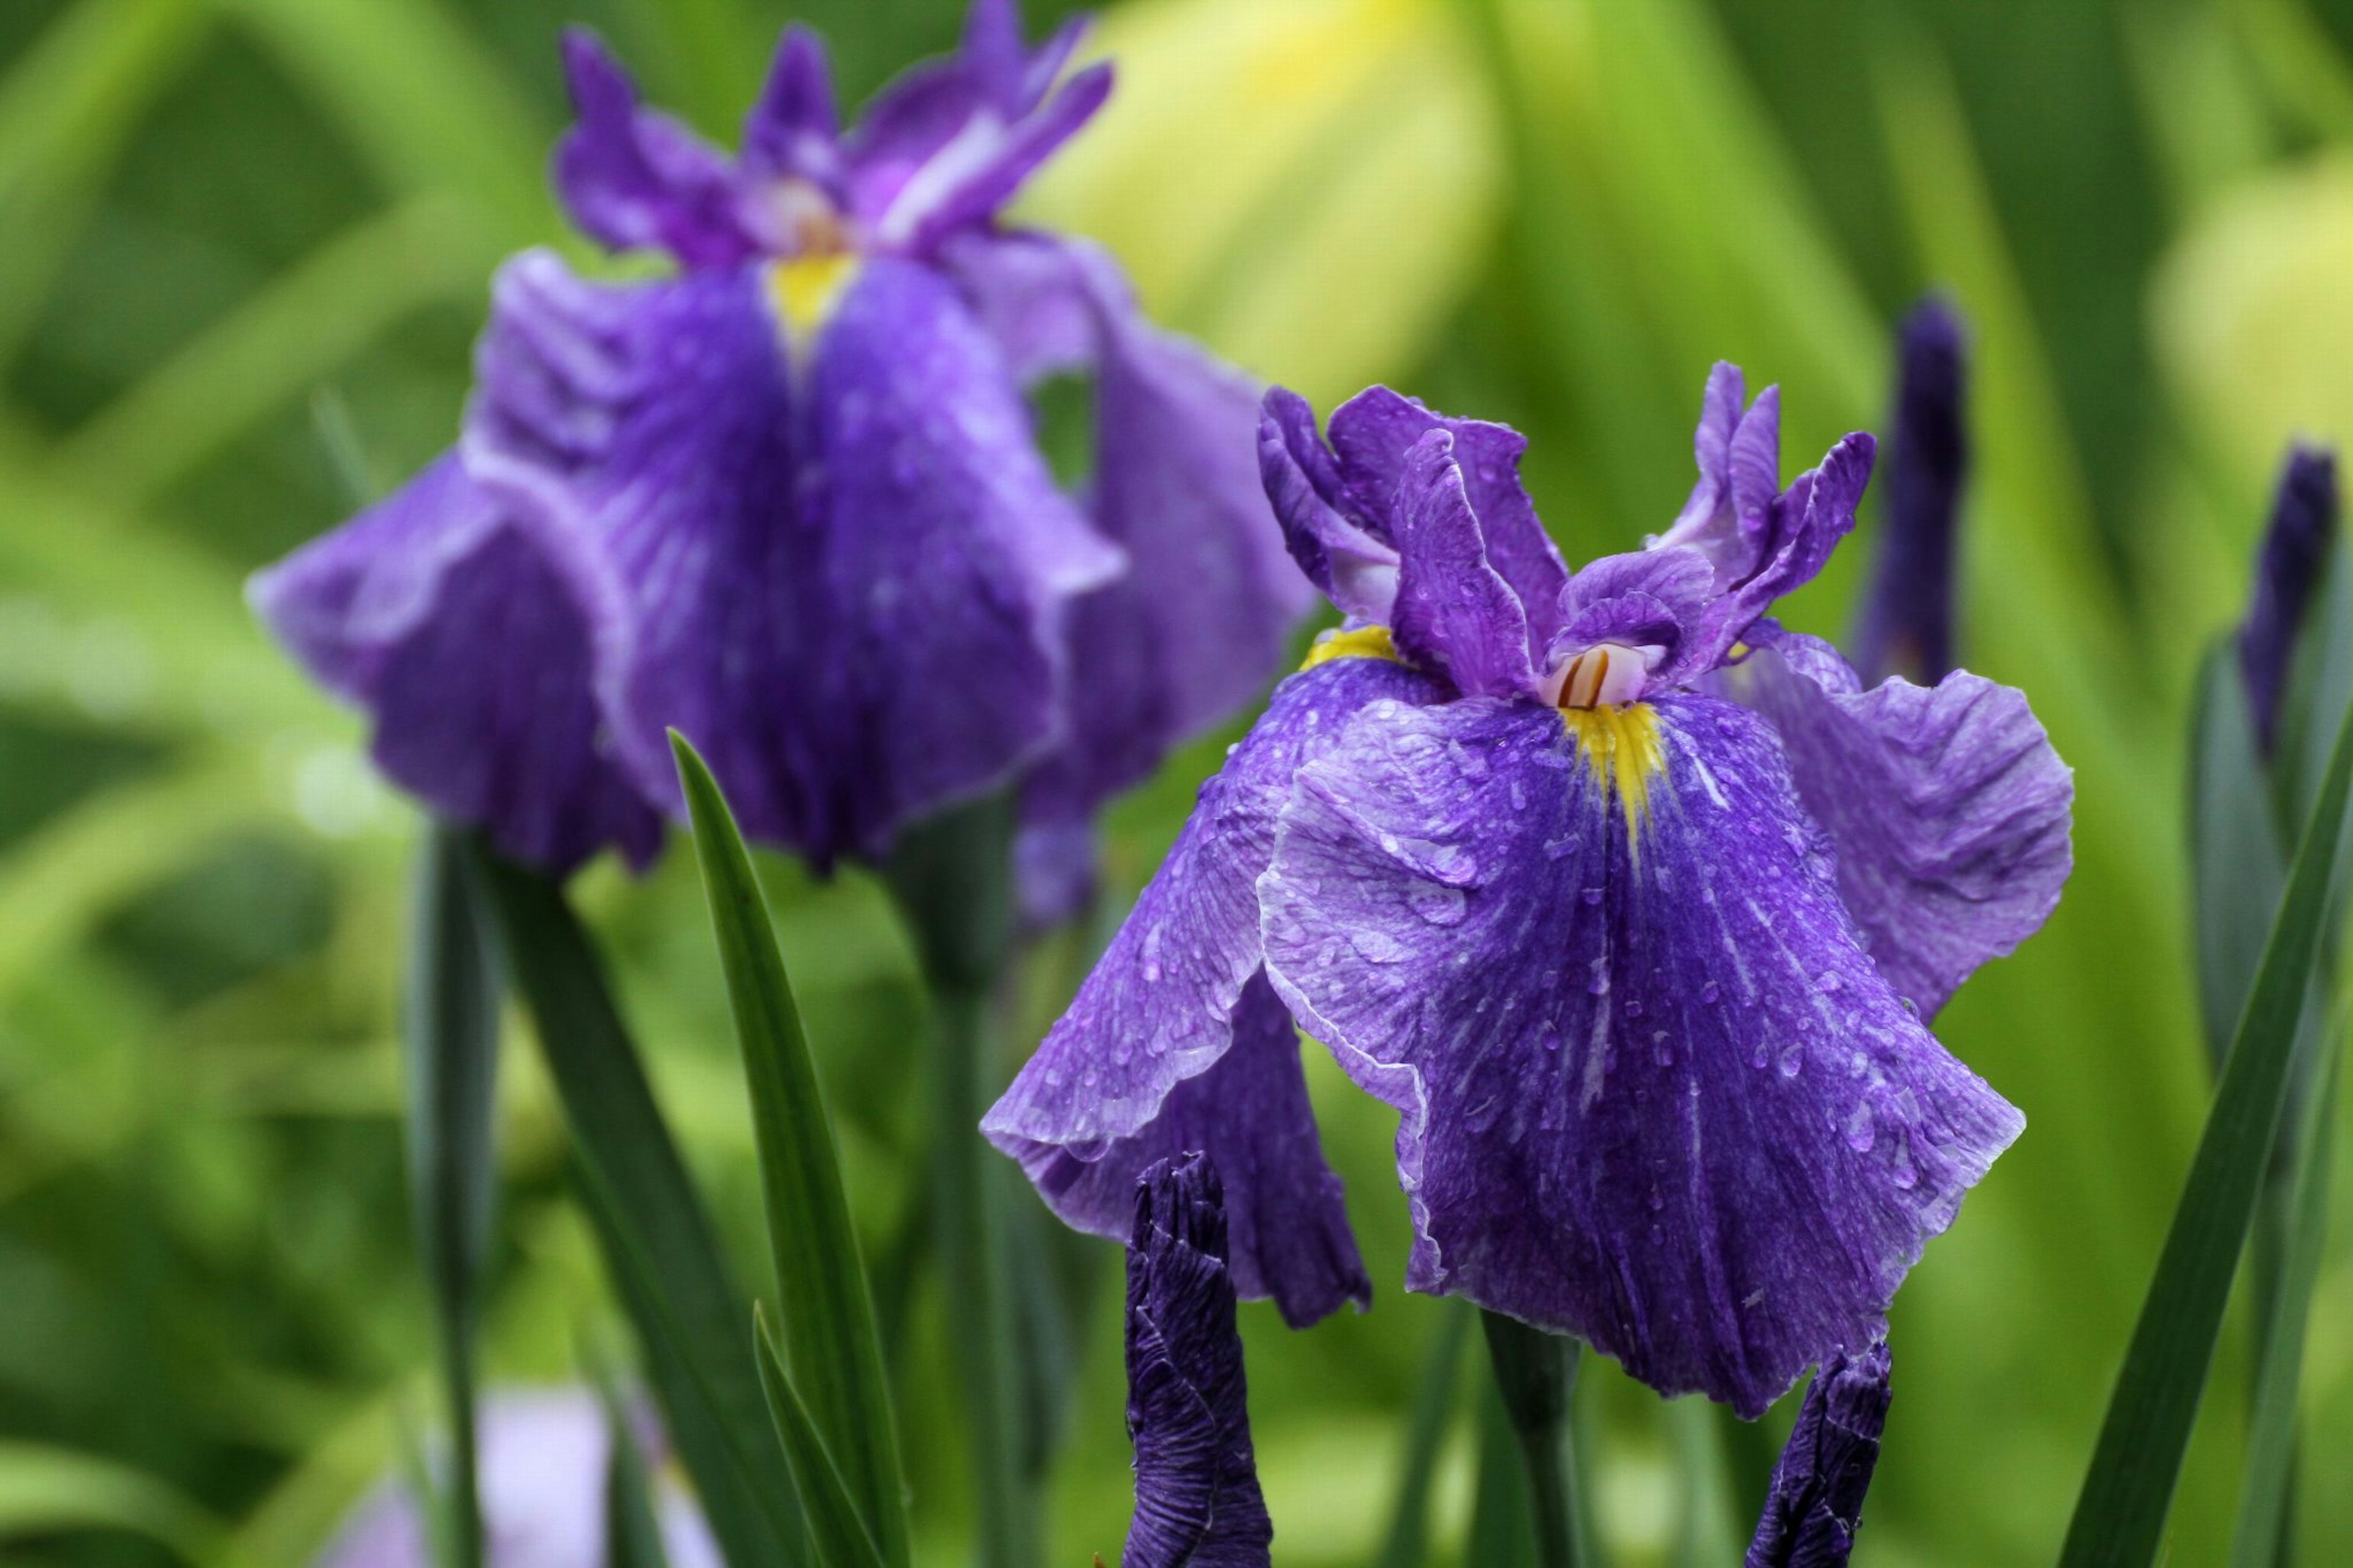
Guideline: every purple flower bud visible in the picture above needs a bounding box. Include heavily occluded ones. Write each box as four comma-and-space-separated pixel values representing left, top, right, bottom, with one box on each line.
1745, 1344, 1892, 1568
2238, 444, 2339, 759
1123, 1154, 1272, 1568
1852, 299, 1969, 687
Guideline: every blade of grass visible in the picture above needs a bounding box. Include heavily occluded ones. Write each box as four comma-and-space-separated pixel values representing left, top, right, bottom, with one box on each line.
0, 1441, 243, 1567
593, 1368, 672, 1568
2057, 688, 2353, 1567
1374, 1300, 1473, 1568
672, 733, 910, 1568
2191, 645, 2291, 1062
753, 1308, 888, 1568
400, 826, 502, 1568
468, 846, 803, 1568
2227, 1019, 2345, 1568
51, 194, 493, 510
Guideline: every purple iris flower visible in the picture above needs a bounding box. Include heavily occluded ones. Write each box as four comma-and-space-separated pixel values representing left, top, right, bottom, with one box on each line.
1744, 1343, 1891, 1568
1851, 299, 1968, 687
251, 1, 1308, 893
987, 366, 2072, 1415
2238, 444, 2338, 759
1123, 1153, 1272, 1568
314, 1388, 719, 1568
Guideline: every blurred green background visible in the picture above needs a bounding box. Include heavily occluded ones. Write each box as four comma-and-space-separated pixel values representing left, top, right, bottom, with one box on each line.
4, 0, 2353, 1562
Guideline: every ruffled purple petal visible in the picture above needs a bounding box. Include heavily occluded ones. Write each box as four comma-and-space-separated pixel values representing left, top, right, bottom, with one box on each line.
1745, 1343, 1891, 1568
553, 29, 758, 268
1657, 363, 1776, 588
1000, 973, 1370, 1327
1324, 387, 1568, 652
938, 227, 1099, 384
314, 1388, 722, 1568
738, 26, 844, 193
1014, 243, 1316, 920
1258, 388, 1401, 625
987, 656, 1438, 1323
846, 22, 1112, 258
249, 453, 661, 875
1713, 629, 2073, 1020
1550, 545, 1716, 681
1259, 693, 2022, 1416
467, 249, 1116, 866
1390, 431, 1537, 698
1683, 433, 1876, 676
1123, 1154, 1274, 1568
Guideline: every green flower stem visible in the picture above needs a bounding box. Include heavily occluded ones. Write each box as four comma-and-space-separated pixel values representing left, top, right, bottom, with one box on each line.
885, 798, 1036, 1568
1480, 1309, 1598, 1568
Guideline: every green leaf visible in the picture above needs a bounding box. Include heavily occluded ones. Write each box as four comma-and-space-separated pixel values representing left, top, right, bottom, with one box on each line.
2190, 643, 2290, 1061
754, 1308, 889, 1568
1374, 1301, 1472, 1568
468, 846, 804, 1568
671, 733, 911, 1568
0, 1441, 241, 1567
401, 826, 502, 1568
2227, 1023, 2344, 1568
2058, 689, 2353, 1567
595, 1370, 673, 1568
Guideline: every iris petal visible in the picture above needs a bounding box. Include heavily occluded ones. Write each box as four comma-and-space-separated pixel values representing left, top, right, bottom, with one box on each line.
1714, 630, 2074, 1020
1260, 692, 2021, 1415
986, 656, 1437, 1323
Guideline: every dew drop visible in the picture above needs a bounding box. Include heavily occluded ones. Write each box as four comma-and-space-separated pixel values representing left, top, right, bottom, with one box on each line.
1539, 1022, 1564, 1053
1408, 881, 1467, 926
1351, 928, 1408, 963
1843, 1101, 1876, 1153
1624, 998, 1644, 1018
1430, 844, 1479, 886
1776, 1045, 1803, 1078
1581, 887, 1604, 907
1699, 981, 1721, 1005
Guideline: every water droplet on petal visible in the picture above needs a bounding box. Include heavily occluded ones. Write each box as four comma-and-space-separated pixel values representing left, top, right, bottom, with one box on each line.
1700, 981, 1721, 1005
1581, 887, 1604, 907
1777, 1045, 1803, 1078
1408, 881, 1466, 926
1844, 1102, 1876, 1152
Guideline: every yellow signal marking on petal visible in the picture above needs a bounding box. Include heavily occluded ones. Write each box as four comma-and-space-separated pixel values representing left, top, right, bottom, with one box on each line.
765, 251, 861, 344
1561, 702, 1665, 849
1300, 624, 1401, 670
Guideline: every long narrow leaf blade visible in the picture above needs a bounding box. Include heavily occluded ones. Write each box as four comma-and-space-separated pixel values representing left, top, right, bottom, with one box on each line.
2058, 694, 2353, 1567
401, 825, 502, 1568
754, 1309, 889, 1568
595, 1372, 673, 1568
468, 845, 802, 1568
2227, 1026, 2344, 1568
672, 733, 910, 1568
1374, 1301, 1472, 1568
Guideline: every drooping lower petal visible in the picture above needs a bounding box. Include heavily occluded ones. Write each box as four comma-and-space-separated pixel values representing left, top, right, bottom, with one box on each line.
1715, 630, 2073, 1019
1010, 240, 1317, 920
986, 656, 1436, 1322
998, 972, 1370, 1325
1123, 1154, 1274, 1568
467, 248, 1116, 866
248, 453, 661, 874
1259, 692, 2022, 1416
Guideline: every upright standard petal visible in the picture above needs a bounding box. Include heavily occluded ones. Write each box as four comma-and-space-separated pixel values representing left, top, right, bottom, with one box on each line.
553, 29, 757, 268
1389, 431, 1537, 698
1852, 300, 1969, 687
1258, 388, 1402, 626
249, 453, 661, 874
1260, 694, 2022, 1415
1123, 1154, 1274, 1568
986, 656, 1433, 1324
1323, 387, 1568, 652
1717, 631, 2074, 1019
738, 26, 844, 192
468, 249, 1116, 866
1745, 1344, 1892, 1568
2238, 442, 2339, 758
